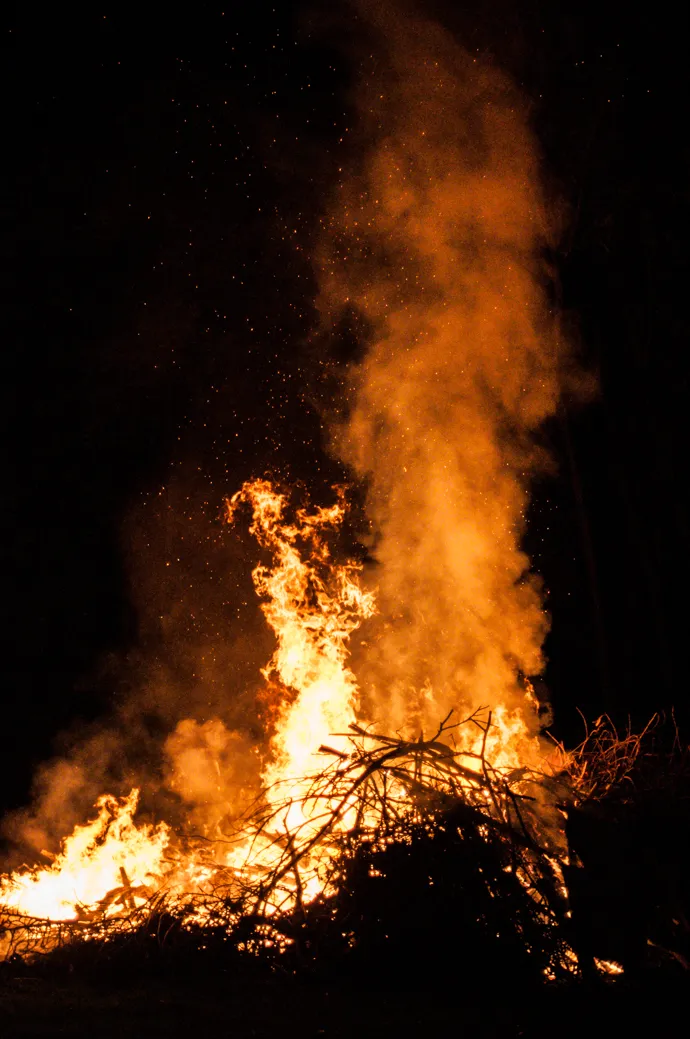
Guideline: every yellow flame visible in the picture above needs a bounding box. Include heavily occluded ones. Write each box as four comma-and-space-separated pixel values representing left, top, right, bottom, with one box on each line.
0, 790, 168, 922
227, 480, 375, 785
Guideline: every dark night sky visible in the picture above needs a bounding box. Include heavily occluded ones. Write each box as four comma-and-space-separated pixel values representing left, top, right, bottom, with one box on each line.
1, 2, 688, 817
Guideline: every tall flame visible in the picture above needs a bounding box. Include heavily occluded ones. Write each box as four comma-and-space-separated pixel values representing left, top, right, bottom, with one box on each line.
227, 481, 375, 782
0, 481, 378, 925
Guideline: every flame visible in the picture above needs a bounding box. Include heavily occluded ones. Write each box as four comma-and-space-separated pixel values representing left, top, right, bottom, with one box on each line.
1, 479, 561, 932
0, 482, 378, 925
0, 790, 168, 922
227, 480, 375, 786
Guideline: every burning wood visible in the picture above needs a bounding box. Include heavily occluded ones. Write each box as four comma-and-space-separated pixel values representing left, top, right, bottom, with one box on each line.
0, 710, 572, 974
0, 479, 684, 983
1, 486, 687, 980
2, 707, 687, 982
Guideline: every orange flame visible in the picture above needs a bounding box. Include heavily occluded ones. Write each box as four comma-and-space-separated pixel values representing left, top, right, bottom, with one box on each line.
0, 482, 379, 924
227, 480, 375, 786
0, 790, 168, 922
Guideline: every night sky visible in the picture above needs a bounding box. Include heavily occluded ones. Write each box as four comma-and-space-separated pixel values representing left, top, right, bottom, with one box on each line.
2, 3, 687, 821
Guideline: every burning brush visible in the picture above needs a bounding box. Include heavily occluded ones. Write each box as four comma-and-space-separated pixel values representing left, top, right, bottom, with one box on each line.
3, 3, 688, 994
0, 482, 566, 964
1, 481, 688, 983
0, 710, 575, 978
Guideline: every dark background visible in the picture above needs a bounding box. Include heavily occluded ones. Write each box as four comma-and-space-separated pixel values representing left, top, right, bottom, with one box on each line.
1, 2, 687, 818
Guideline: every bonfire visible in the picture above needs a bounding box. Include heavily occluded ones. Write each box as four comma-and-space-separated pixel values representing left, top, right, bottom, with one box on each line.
3, 480, 684, 983
2, 6, 688, 988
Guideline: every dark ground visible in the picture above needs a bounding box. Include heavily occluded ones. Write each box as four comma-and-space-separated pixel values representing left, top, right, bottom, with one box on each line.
0, 969, 686, 1038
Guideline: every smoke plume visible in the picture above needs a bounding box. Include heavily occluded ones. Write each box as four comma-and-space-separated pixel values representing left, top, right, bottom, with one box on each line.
316, 1, 567, 733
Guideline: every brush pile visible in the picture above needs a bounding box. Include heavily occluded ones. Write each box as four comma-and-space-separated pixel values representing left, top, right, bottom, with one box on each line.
1, 712, 688, 985
563, 714, 690, 975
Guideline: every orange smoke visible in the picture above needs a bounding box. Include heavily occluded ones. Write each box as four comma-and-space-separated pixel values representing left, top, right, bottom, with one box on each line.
317, 1, 564, 738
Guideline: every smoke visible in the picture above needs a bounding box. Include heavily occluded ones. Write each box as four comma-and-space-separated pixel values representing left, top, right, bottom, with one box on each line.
0, 731, 123, 864
316, 0, 569, 733
163, 718, 260, 835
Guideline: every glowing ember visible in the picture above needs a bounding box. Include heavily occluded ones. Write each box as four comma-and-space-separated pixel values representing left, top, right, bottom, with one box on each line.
594, 958, 625, 976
